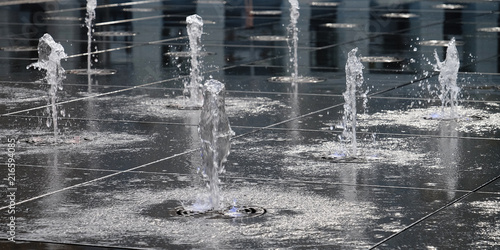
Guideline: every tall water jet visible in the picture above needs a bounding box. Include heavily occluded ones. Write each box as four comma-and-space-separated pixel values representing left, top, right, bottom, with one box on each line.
287, 0, 300, 85
199, 79, 234, 210
185, 14, 204, 107
267, 0, 324, 84
86, 0, 96, 88
433, 37, 460, 119
27, 33, 67, 142
65, 1, 115, 80
342, 48, 364, 157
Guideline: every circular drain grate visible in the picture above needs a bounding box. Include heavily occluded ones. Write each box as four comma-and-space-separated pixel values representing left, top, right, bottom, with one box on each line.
173, 205, 266, 219
222, 206, 267, 218
174, 207, 207, 217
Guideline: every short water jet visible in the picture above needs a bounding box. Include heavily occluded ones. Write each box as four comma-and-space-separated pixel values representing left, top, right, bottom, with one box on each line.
431, 37, 461, 120
27, 33, 67, 143
323, 48, 368, 161
198, 79, 234, 211
169, 80, 266, 218
341, 48, 364, 158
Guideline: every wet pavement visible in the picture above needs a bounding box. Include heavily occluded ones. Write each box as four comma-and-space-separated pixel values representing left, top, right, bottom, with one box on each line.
1, 0, 500, 249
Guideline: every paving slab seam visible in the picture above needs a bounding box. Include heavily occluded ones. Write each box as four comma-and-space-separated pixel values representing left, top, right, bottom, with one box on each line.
369, 173, 500, 249
0, 150, 195, 211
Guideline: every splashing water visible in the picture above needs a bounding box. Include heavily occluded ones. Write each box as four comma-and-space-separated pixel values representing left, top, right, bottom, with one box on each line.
27, 33, 67, 142
86, 0, 96, 88
287, 0, 300, 85
342, 48, 364, 157
185, 14, 204, 107
433, 37, 461, 119
267, 0, 324, 84
198, 79, 234, 210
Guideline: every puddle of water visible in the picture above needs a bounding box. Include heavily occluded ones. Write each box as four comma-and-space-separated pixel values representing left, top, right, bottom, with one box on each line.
24, 186, 378, 248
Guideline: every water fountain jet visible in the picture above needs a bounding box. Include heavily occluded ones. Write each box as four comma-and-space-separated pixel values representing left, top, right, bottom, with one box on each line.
432, 37, 461, 120
267, 0, 325, 84
169, 80, 265, 219
198, 79, 234, 211
86, 0, 96, 87
185, 14, 205, 108
288, 0, 299, 84
27, 33, 67, 143
65, 0, 117, 81
341, 47, 364, 157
